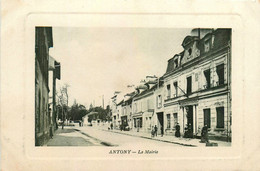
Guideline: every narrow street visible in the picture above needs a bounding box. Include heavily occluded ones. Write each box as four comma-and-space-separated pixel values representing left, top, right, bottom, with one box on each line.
47, 126, 185, 147
47, 125, 231, 147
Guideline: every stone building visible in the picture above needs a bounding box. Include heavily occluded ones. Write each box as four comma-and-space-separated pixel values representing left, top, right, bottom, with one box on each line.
35, 27, 53, 146
48, 56, 61, 137
163, 28, 231, 141
132, 76, 157, 133
153, 77, 166, 136
111, 91, 123, 129
121, 92, 135, 130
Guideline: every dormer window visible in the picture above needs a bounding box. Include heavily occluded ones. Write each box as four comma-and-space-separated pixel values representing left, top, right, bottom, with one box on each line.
188, 48, 192, 55
204, 39, 210, 52
174, 59, 178, 68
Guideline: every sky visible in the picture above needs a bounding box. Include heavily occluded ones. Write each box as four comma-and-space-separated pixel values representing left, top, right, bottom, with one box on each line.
49, 27, 192, 108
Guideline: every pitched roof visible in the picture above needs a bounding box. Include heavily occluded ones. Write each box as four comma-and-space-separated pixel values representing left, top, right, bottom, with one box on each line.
165, 29, 231, 74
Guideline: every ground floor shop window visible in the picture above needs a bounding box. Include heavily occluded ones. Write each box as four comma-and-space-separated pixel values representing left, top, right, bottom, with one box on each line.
203, 108, 211, 128
166, 114, 171, 128
216, 107, 224, 128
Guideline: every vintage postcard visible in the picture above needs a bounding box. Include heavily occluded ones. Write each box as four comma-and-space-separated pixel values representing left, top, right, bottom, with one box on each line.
1, 1, 260, 170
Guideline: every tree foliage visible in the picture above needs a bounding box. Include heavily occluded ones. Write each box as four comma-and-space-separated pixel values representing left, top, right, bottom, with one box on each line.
68, 101, 87, 121
86, 105, 112, 123
56, 84, 70, 123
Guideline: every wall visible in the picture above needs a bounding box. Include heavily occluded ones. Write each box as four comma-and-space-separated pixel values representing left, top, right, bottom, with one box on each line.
35, 27, 52, 146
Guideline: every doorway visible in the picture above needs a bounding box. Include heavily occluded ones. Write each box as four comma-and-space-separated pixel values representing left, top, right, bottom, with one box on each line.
186, 105, 193, 133
157, 112, 164, 135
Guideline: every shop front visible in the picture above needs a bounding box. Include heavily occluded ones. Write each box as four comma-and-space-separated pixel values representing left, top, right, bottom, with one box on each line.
120, 115, 128, 131
132, 113, 143, 132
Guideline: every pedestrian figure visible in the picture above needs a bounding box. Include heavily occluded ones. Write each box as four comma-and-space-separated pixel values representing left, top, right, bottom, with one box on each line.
184, 124, 188, 138
188, 123, 193, 138
151, 126, 155, 137
49, 126, 53, 139
175, 123, 181, 137
161, 126, 164, 137
154, 125, 158, 136
201, 124, 209, 143
110, 123, 113, 130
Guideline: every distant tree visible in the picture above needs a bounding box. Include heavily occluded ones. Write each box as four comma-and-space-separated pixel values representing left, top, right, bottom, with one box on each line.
85, 106, 111, 123
56, 83, 70, 129
69, 100, 87, 121
105, 105, 112, 121
89, 103, 93, 109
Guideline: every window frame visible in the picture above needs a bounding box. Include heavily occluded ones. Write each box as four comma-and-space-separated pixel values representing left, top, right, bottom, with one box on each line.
203, 69, 211, 89
203, 108, 211, 128
216, 63, 225, 86
166, 114, 171, 129
173, 81, 178, 97
186, 76, 192, 95
173, 113, 178, 128
167, 84, 171, 99
216, 107, 225, 128
157, 95, 162, 108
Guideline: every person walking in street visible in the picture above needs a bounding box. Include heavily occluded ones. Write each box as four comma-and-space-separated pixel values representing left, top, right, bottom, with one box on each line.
154, 125, 158, 137
201, 124, 209, 143
151, 126, 154, 137
110, 123, 113, 130
184, 124, 188, 138
161, 126, 164, 137
188, 123, 193, 138
175, 123, 181, 137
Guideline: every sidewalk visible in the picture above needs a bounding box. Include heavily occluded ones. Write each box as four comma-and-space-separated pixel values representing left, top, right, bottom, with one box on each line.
90, 125, 231, 147
46, 126, 104, 146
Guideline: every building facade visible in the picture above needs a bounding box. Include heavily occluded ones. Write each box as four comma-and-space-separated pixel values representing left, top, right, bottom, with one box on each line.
111, 92, 124, 129
35, 27, 53, 146
153, 77, 166, 136
132, 76, 157, 133
163, 29, 231, 141
109, 28, 231, 142
48, 56, 61, 136
121, 92, 135, 130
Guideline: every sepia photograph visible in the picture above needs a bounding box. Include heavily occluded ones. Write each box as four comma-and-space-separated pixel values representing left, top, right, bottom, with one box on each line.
35, 27, 232, 148
2, 0, 260, 170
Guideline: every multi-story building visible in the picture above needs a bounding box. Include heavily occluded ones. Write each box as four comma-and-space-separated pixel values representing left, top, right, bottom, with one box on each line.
35, 27, 53, 146
111, 93, 119, 129
163, 28, 231, 141
153, 77, 166, 136
111, 91, 124, 129
132, 76, 157, 133
121, 92, 135, 129
48, 56, 61, 136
